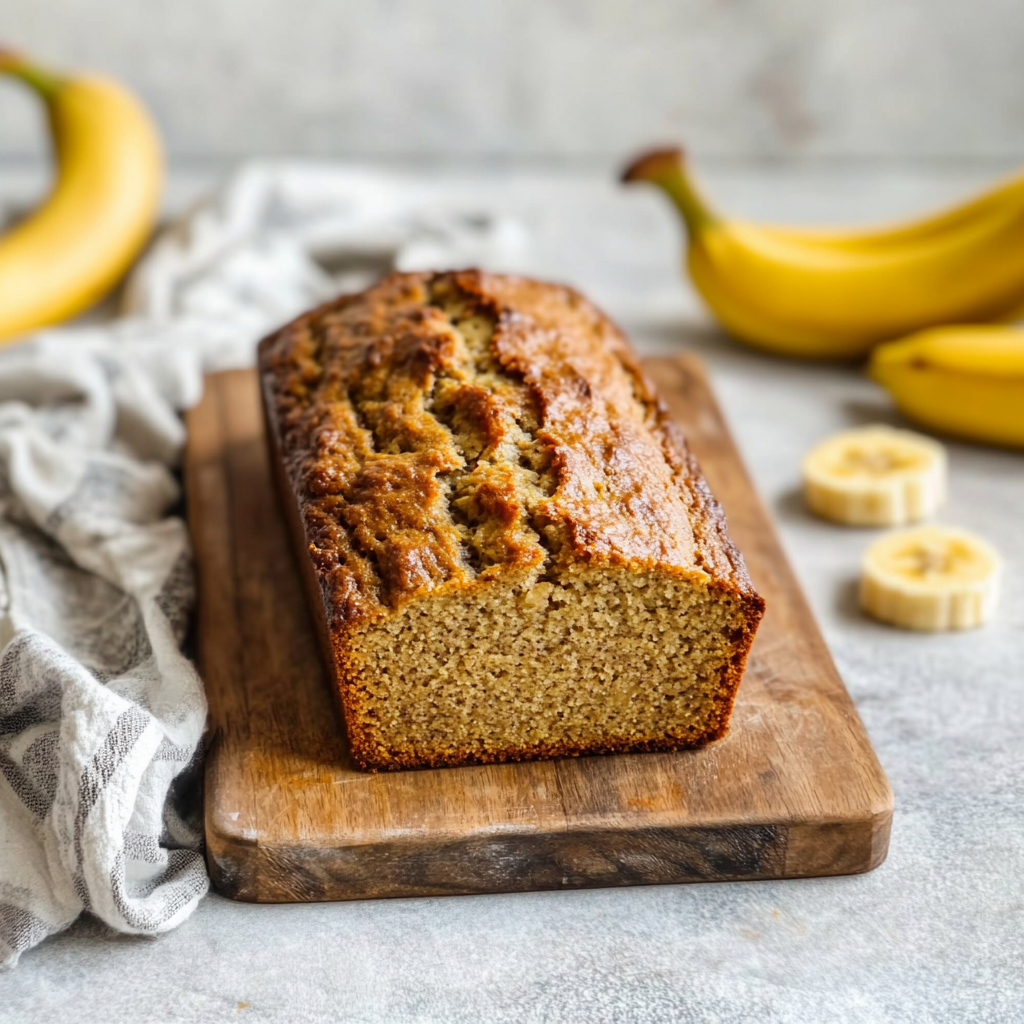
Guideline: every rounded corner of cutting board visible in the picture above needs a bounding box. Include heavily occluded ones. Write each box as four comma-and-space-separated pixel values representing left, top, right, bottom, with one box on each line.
204, 809, 262, 902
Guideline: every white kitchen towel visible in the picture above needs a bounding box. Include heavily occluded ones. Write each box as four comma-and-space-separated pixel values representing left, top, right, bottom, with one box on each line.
0, 162, 528, 968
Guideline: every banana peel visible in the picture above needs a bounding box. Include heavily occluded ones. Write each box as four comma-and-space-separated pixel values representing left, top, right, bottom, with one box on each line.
869, 325, 1024, 450
0, 49, 163, 343
623, 147, 1024, 360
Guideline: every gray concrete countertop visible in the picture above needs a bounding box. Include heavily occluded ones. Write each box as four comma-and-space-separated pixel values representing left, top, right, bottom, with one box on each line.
3, 163, 1023, 1023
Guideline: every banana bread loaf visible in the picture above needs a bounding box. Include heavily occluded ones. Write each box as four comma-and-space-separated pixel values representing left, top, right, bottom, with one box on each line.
258, 270, 764, 771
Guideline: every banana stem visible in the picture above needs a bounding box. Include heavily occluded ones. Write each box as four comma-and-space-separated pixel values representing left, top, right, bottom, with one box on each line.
621, 147, 718, 236
0, 48, 65, 98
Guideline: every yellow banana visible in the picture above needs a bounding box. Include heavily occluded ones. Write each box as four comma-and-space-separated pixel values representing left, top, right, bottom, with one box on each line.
0, 50, 162, 343
869, 325, 1024, 450
622, 148, 1024, 360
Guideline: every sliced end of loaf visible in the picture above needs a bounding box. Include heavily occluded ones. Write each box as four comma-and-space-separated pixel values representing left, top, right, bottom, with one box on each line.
341, 562, 760, 771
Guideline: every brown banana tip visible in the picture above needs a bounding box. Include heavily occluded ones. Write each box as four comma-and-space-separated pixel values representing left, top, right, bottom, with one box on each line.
621, 146, 685, 184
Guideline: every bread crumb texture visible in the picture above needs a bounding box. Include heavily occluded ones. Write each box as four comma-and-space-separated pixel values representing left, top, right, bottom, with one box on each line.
259, 271, 764, 770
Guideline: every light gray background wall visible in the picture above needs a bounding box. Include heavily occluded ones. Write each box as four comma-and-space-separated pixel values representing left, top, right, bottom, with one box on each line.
2, 0, 1023, 162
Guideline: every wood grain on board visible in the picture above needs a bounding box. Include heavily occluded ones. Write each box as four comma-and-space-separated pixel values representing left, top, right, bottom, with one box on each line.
184, 356, 893, 903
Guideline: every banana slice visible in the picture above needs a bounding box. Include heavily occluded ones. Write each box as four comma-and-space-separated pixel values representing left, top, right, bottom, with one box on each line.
802, 425, 947, 526
860, 526, 1001, 631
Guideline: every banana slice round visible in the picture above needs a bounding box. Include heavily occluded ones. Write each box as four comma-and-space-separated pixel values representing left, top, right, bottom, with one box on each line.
860, 526, 1001, 631
802, 425, 947, 526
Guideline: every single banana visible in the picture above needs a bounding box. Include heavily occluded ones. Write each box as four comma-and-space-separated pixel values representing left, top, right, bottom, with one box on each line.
802, 425, 946, 526
622, 148, 1024, 360
860, 526, 1001, 631
0, 50, 163, 343
869, 325, 1024, 450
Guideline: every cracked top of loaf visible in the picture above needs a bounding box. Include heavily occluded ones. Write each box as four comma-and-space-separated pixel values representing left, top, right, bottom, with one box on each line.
258, 270, 757, 627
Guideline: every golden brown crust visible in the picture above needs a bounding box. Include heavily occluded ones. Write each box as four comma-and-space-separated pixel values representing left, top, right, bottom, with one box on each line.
259, 270, 764, 771
260, 271, 758, 609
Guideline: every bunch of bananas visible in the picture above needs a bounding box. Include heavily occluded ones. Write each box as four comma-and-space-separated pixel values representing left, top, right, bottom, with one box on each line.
0, 50, 162, 342
624, 148, 1024, 450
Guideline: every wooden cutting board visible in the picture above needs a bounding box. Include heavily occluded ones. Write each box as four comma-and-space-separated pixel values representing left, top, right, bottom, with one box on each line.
185, 356, 892, 903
